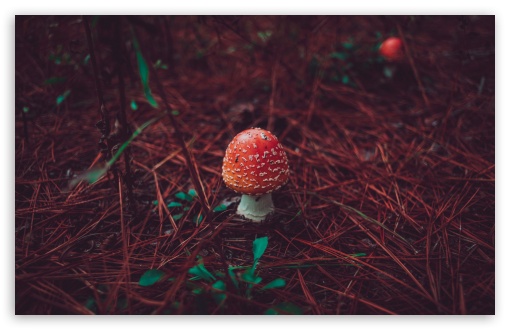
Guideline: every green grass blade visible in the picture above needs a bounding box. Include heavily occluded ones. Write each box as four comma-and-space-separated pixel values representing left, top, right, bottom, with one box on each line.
227, 266, 239, 290
56, 90, 71, 105
132, 34, 158, 108
68, 116, 161, 190
106, 116, 159, 168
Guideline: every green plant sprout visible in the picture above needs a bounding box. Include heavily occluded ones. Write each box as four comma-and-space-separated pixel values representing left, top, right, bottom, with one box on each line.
159, 189, 203, 224
186, 236, 300, 314
133, 236, 302, 314
187, 238, 265, 306
153, 59, 168, 70
257, 30, 272, 43
326, 40, 360, 87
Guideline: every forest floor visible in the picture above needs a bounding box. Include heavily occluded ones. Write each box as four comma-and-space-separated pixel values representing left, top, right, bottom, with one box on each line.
15, 15, 495, 315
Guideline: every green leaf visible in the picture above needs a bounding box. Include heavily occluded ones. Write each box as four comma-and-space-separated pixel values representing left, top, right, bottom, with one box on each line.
152, 200, 159, 205
193, 214, 203, 225
212, 280, 226, 290
56, 90, 71, 105
132, 35, 158, 108
341, 75, 350, 85
257, 30, 272, 42
144, 86, 158, 108
83, 54, 91, 65
171, 110, 180, 116
253, 236, 268, 263
139, 269, 165, 287
84, 297, 97, 313
383, 66, 394, 79
213, 204, 227, 212
172, 213, 183, 221
329, 52, 349, 61
192, 287, 203, 295
175, 191, 193, 202
214, 271, 225, 278
342, 41, 355, 50
188, 189, 197, 198
264, 302, 303, 315
261, 278, 286, 290
22, 107, 29, 113
188, 263, 216, 282
154, 59, 168, 70
211, 280, 226, 305
167, 201, 183, 208
44, 76, 67, 85
240, 271, 262, 285
130, 99, 138, 111
116, 298, 128, 311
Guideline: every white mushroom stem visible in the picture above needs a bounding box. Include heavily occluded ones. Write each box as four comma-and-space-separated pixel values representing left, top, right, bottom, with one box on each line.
237, 193, 274, 222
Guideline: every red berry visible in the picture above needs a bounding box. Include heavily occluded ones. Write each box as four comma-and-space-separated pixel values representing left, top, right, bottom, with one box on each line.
379, 37, 404, 61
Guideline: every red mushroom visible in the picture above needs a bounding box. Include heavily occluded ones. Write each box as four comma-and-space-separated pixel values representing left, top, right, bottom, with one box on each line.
222, 128, 289, 221
379, 37, 404, 62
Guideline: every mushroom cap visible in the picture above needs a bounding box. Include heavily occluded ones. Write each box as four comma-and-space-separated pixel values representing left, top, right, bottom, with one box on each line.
379, 37, 404, 61
222, 128, 289, 196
